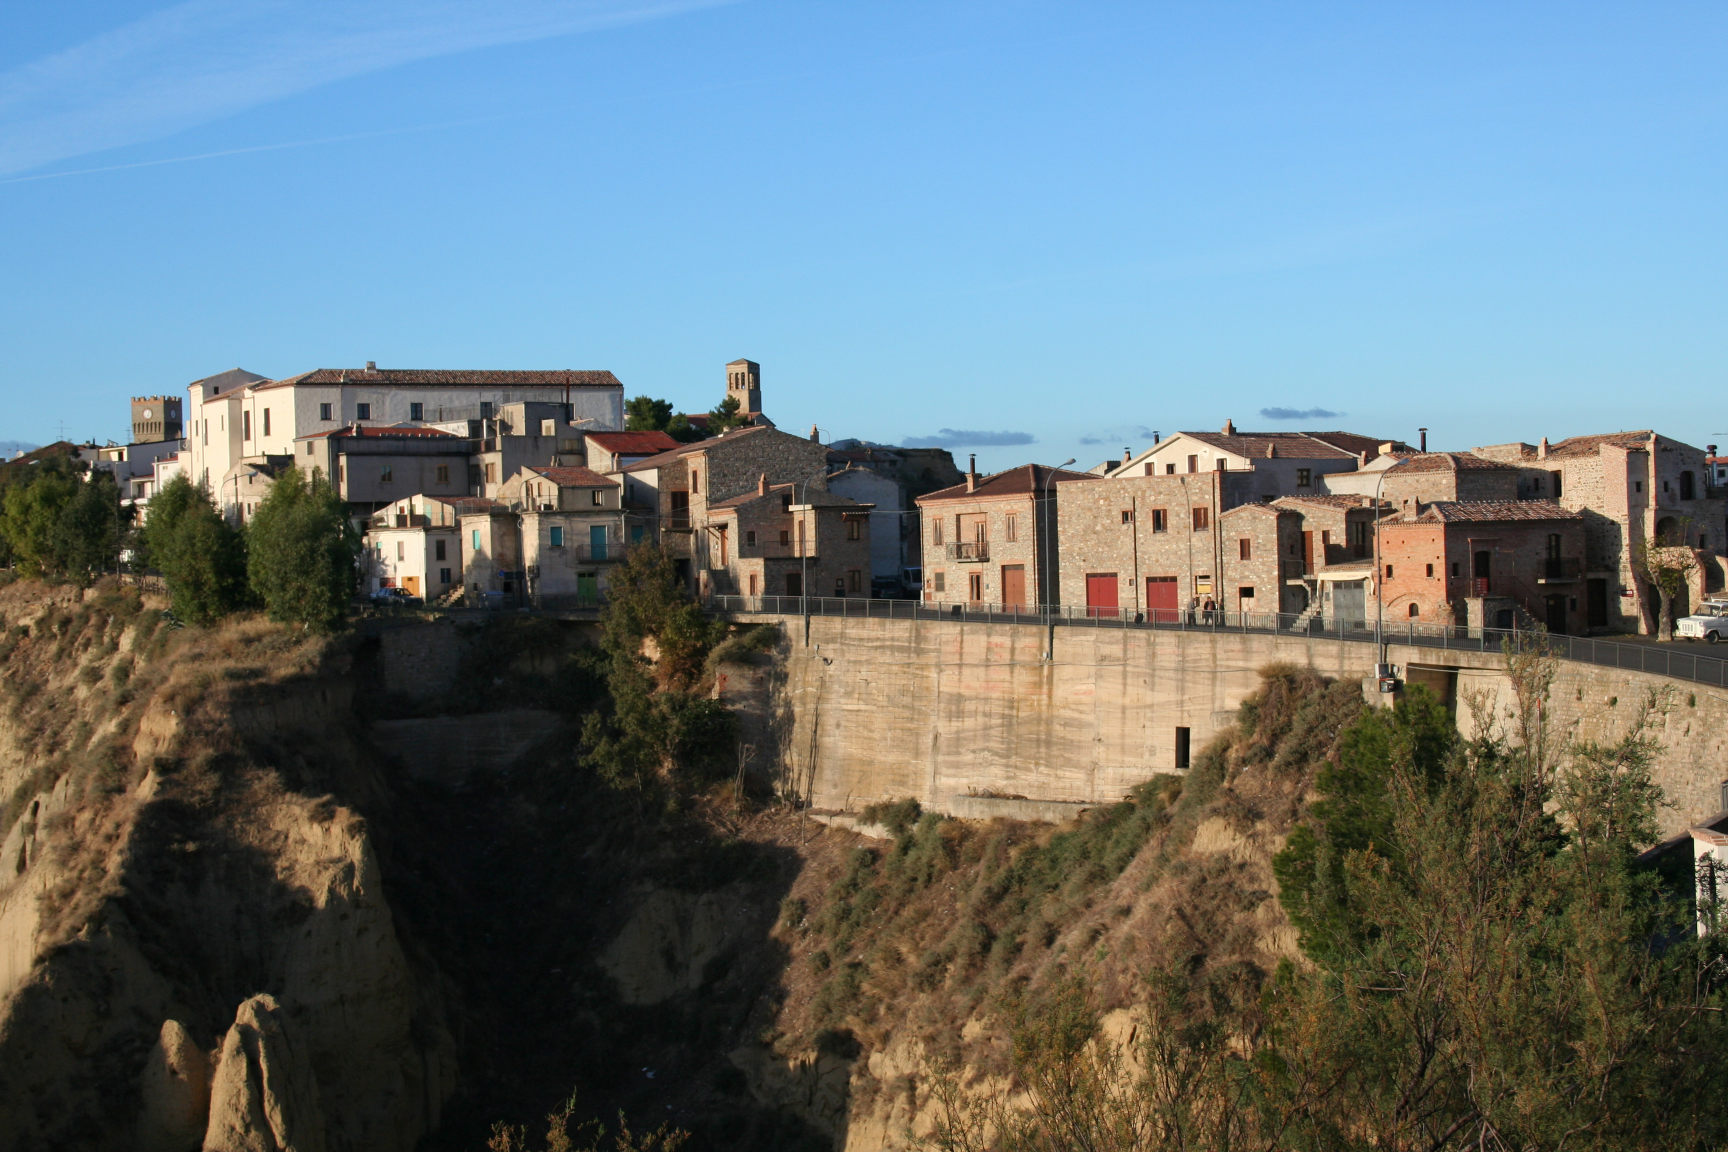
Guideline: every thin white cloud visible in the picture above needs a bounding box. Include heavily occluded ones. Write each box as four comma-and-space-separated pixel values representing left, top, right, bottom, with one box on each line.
0, 0, 728, 177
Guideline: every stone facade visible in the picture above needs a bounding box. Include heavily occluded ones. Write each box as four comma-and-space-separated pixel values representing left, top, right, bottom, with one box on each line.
700, 480, 873, 599
1377, 501, 1587, 633
919, 464, 1090, 609
458, 508, 523, 606
1323, 452, 1520, 505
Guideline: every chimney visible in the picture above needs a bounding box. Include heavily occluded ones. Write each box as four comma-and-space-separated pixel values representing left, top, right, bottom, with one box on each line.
366, 360, 376, 371
1122, 447, 1132, 465
966, 454, 978, 493
1222, 418, 1235, 435
1265, 443, 1275, 458
1538, 436, 1549, 460
810, 424, 820, 442
1379, 441, 1395, 456
758, 472, 769, 497
1419, 427, 1428, 452
1152, 430, 1161, 445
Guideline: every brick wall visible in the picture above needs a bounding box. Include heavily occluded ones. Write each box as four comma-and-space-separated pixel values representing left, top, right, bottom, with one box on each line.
1056, 474, 1231, 615
920, 492, 1049, 607
1379, 516, 1587, 632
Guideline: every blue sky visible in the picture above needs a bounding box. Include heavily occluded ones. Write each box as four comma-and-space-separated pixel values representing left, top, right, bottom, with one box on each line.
2, 2, 1725, 471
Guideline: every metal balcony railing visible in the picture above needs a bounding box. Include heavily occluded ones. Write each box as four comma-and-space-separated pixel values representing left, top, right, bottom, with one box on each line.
1539, 556, 1582, 581
946, 540, 989, 562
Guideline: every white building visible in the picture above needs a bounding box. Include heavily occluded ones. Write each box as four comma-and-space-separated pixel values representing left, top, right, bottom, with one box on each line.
186, 363, 624, 517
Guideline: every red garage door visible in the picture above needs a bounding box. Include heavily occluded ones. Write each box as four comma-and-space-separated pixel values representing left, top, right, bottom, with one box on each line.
1086, 573, 1119, 618
1146, 576, 1179, 623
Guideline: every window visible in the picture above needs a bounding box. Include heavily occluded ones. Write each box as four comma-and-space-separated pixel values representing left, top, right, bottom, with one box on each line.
691, 468, 700, 494
933, 519, 944, 545
1451, 562, 1460, 578
932, 570, 945, 593
485, 462, 497, 484
549, 526, 564, 548
356, 403, 371, 420
1425, 563, 1434, 577
1215, 458, 1227, 472
1187, 454, 1198, 474
472, 529, 481, 550
1296, 468, 1311, 487
748, 573, 759, 596
1239, 538, 1252, 561
1005, 513, 1018, 541
380, 464, 393, 483
746, 530, 756, 546
436, 464, 449, 484
1150, 508, 1168, 533
243, 411, 251, 440
716, 527, 728, 565
968, 573, 983, 602
1121, 510, 1133, 525
848, 569, 862, 593
847, 518, 861, 540
338, 464, 345, 484
396, 541, 405, 560
410, 402, 424, 421
1634, 481, 1642, 493
779, 529, 790, 545
1409, 603, 1420, 618
1165, 463, 1176, 474
541, 419, 556, 436
262, 409, 271, 436
1385, 564, 1394, 578
305, 442, 314, 456
591, 490, 603, 506
1175, 727, 1191, 770
1192, 507, 1210, 531
1552, 472, 1562, 498
1681, 471, 1696, 500
319, 402, 332, 421
1239, 586, 1254, 600
781, 494, 792, 512
440, 568, 451, 585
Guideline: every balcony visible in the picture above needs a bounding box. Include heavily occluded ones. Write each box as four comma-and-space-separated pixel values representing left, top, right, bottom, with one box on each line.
946, 541, 989, 562
1537, 556, 1582, 582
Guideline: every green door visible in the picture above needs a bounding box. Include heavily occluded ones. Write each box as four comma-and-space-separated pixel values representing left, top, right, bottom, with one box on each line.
577, 572, 598, 605
589, 525, 608, 561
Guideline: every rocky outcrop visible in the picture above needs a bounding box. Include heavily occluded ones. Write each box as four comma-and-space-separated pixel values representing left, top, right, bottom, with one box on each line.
138, 1020, 211, 1152
203, 994, 325, 1152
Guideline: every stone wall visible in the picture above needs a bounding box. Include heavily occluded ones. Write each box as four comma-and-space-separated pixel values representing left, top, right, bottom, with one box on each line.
731, 613, 1728, 838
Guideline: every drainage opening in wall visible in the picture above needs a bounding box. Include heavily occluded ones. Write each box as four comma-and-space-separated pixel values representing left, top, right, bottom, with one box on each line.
1175, 726, 1191, 770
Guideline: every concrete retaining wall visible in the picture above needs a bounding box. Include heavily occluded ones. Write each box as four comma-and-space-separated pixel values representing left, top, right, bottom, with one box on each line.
732, 614, 1728, 836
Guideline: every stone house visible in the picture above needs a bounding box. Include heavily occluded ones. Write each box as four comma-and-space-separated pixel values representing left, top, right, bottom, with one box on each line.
824, 465, 907, 591
363, 494, 464, 600
701, 476, 874, 599
1376, 500, 1587, 634
1108, 422, 1414, 506
825, 442, 964, 594
1474, 431, 1728, 632
1056, 472, 1306, 619
1322, 451, 1521, 505
458, 500, 522, 607
582, 430, 682, 473
617, 424, 834, 592
503, 466, 627, 607
295, 425, 472, 519
916, 461, 1093, 610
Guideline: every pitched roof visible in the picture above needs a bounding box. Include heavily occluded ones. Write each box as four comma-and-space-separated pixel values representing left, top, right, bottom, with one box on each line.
255, 367, 621, 391
584, 430, 682, 456
708, 481, 868, 511
917, 464, 1094, 503
1389, 451, 1516, 474
1221, 501, 1290, 518
619, 423, 780, 472
188, 367, 268, 393
297, 424, 458, 440
1170, 429, 1415, 461
1407, 500, 1581, 524
1545, 431, 1654, 458
530, 465, 617, 489
451, 497, 509, 515
1273, 494, 1389, 511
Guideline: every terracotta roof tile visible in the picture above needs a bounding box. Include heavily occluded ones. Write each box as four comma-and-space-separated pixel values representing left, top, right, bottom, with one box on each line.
1545, 431, 1653, 458
530, 465, 617, 489
255, 367, 621, 391
619, 424, 778, 472
1177, 430, 1414, 461
918, 464, 1093, 503
296, 424, 458, 440
1409, 500, 1581, 523
584, 430, 681, 455
1389, 452, 1516, 474
1273, 493, 1389, 511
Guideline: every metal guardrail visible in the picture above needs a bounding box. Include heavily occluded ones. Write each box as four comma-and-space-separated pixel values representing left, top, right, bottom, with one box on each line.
707, 595, 1728, 689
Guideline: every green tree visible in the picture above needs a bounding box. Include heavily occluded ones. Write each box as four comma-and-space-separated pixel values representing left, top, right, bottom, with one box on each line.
624, 395, 673, 432
246, 467, 359, 631
0, 457, 123, 584
582, 545, 732, 800
1632, 520, 1697, 641
707, 393, 747, 433
665, 412, 705, 443
146, 475, 248, 624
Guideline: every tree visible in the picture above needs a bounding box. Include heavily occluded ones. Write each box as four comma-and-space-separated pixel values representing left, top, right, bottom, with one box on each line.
708, 393, 747, 434
1631, 520, 1697, 641
624, 395, 673, 432
246, 467, 359, 631
0, 457, 124, 584
146, 475, 248, 624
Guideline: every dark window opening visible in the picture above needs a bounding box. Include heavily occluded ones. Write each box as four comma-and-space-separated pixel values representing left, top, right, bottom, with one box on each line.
1175, 727, 1191, 770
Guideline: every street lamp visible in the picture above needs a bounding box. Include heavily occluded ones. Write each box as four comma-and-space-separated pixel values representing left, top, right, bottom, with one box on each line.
1041, 458, 1075, 656
1373, 465, 1391, 666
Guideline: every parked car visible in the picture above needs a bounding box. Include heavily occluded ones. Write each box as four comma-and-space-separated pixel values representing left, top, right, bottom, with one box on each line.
871, 576, 904, 600
369, 586, 420, 606
901, 566, 924, 599
1676, 598, 1728, 642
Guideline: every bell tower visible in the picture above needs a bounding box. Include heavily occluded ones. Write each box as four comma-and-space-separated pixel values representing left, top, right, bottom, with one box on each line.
725, 359, 761, 422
